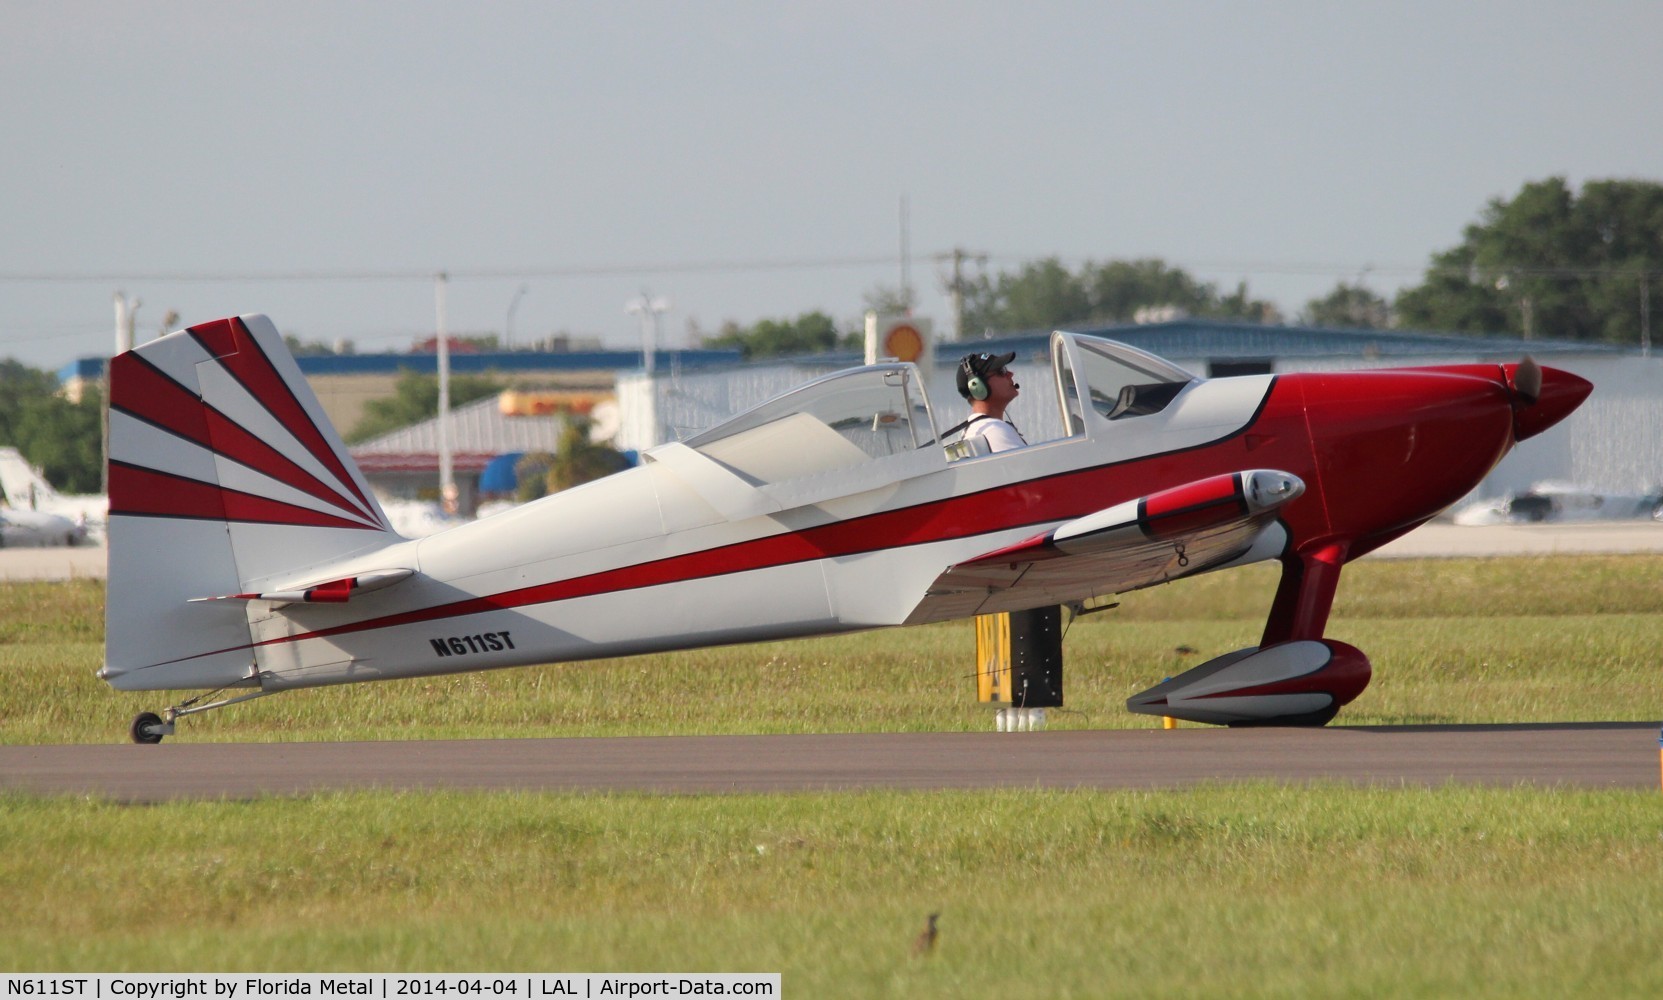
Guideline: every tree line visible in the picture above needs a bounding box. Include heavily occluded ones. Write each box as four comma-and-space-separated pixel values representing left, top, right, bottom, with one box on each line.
0, 362, 103, 494
5, 176, 1658, 491
715, 176, 1662, 355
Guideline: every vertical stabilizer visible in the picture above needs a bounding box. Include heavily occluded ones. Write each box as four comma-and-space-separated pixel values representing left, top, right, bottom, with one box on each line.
103, 315, 400, 691
0, 447, 55, 509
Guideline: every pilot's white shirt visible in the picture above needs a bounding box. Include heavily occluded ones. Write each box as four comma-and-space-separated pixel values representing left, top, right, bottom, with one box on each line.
965, 415, 1027, 452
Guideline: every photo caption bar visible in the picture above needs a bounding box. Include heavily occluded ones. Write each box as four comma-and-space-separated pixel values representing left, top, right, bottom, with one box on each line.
4, 976, 780, 1000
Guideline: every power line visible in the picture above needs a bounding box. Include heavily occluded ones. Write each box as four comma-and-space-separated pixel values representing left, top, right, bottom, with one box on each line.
0, 254, 902, 284
2, 255, 1656, 287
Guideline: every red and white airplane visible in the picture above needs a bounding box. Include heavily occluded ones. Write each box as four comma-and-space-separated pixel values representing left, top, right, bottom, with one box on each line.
103, 315, 1590, 742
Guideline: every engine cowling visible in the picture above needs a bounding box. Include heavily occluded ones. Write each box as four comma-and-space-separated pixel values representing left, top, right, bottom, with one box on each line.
1126, 639, 1371, 727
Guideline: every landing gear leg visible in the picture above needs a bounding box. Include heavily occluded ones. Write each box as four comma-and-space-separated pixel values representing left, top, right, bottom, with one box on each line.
127, 679, 273, 744
1261, 541, 1349, 646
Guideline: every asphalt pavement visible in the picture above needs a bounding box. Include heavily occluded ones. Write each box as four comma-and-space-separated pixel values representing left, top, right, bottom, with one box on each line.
3, 724, 1658, 802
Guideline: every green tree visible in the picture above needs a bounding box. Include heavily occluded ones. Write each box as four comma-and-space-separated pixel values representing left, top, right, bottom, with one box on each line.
0, 360, 103, 493
1300, 282, 1391, 329
961, 256, 1277, 333
346, 369, 505, 443
1084, 258, 1215, 321
1001, 258, 1093, 330
702, 311, 855, 360
545, 417, 631, 493
1210, 280, 1280, 323
862, 283, 916, 317
513, 452, 554, 503
961, 257, 1088, 333
0, 361, 62, 444
1396, 177, 1663, 342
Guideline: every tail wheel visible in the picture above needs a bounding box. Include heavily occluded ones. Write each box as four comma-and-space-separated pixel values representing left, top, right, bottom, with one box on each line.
130, 711, 166, 745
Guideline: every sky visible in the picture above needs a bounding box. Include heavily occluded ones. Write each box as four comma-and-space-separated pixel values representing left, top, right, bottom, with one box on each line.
4, 0, 1661, 372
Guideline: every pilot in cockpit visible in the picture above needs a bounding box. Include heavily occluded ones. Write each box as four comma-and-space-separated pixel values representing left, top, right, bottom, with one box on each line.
955, 351, 1028, 452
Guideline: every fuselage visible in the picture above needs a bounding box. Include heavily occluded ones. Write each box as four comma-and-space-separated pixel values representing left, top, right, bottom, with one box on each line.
219, 360, 1585, 694
104, 325, 1590, 695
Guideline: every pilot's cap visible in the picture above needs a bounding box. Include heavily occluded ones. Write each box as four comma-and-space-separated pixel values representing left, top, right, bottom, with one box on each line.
956, 351, 1016, 398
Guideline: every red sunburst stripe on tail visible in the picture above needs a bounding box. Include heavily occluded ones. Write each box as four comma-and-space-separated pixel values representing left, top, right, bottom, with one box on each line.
109, 352, 380, 526
186, 318, 381, 523
108, 462, 383, 530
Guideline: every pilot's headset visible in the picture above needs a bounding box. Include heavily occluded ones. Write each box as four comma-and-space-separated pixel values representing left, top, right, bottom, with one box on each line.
961, 355, 991, 401
960, 352, 1015, 401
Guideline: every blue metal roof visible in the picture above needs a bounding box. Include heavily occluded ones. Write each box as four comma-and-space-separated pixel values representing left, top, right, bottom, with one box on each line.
58, 358, 106, 382
292, 347, 742, 376
56, 348, 741, 384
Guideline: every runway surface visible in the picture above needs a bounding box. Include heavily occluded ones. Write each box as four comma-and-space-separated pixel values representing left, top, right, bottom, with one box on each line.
3, 724, 1657, 802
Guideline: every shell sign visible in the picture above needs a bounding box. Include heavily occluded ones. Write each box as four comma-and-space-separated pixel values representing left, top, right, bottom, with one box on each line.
864, 314, 934, 368
883, 323, 925, 362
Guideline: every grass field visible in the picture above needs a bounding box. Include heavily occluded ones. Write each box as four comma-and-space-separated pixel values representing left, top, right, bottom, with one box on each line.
3, 786, 1661, 994
2, 554, 1658, 743
2, 555, 1661, 990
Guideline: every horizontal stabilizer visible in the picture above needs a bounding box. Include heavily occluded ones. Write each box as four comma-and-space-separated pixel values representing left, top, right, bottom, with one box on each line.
189, 567, 415, 606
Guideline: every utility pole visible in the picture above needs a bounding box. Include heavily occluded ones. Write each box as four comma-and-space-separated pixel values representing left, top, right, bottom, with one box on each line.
899, 195, 912, 313
435, 272, 455, 516
506, 284, 529, 351
939, 247, 988, 342
626, 291, 671, 451
106, 292, 140, 496
113, 291, 139, 355
1641, 271, 1652, 358
626, 290, 670, 377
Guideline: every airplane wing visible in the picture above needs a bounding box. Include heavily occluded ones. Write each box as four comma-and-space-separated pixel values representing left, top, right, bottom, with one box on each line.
904, 470, 1303, 624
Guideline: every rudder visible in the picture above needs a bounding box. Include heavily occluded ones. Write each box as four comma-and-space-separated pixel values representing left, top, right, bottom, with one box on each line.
102, 314, 401, 691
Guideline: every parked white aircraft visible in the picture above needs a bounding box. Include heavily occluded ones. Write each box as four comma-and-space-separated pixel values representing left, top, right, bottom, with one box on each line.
0, 448, 108, 540
1451, 481, 1663, 525
0, 507, 87, 547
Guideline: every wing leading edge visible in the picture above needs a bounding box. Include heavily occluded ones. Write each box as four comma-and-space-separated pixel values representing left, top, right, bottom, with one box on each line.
904, 469, 1304, 624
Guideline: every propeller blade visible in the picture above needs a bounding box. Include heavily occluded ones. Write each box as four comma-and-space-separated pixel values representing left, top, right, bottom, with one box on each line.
1512, 356, 1542, 406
